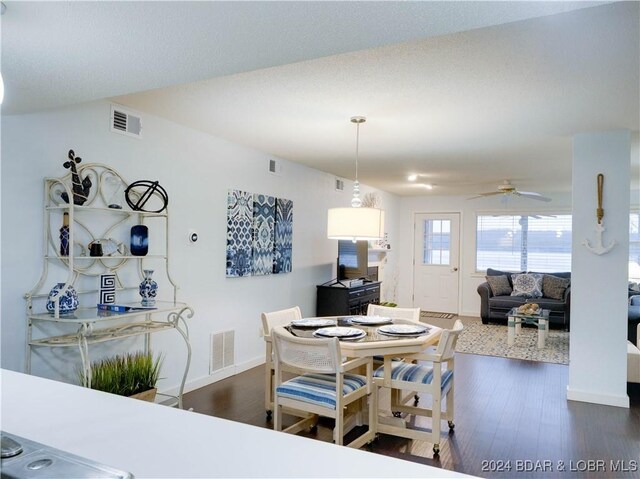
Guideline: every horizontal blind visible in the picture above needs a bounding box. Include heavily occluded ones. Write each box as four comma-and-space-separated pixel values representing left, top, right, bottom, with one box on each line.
476, 215, 572, 273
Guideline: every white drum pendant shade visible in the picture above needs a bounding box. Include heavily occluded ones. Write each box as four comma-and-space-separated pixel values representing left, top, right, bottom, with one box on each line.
327, 207, 384, 241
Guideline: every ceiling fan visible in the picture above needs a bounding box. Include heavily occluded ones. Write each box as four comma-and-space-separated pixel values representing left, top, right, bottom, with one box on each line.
467, 180, 551, 202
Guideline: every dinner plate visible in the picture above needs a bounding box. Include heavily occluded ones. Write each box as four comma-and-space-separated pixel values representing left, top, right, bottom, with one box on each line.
290, 318, 336, 328
349, 315, 393, 325
377, 324, 429, 336
313, 326, 365, 338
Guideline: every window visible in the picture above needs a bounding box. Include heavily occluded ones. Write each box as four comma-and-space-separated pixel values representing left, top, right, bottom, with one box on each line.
422, 219, 451, 265
476, 214, 572, 272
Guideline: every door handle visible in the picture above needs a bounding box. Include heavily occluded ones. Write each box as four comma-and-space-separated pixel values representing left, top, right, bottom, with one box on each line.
452, 267, 458, 272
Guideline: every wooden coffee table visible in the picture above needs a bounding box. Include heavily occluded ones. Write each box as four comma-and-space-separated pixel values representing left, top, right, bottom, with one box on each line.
507, 307, 550, 349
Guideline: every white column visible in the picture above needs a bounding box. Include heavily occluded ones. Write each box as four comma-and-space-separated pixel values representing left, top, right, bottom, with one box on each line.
568, 130, 630, 408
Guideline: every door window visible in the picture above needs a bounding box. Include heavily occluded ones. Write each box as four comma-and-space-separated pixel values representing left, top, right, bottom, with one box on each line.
422, 219, 451, 265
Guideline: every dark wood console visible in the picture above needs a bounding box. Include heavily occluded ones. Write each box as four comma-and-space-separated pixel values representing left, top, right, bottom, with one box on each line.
316, 281, 381, 316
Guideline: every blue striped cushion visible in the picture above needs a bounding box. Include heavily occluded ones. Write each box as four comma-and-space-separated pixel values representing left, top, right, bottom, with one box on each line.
374, 362, 453, 391
276, 373, 367, 410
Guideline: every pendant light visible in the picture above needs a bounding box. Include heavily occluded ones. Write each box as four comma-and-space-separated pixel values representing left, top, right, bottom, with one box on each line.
327, 116, 384, 241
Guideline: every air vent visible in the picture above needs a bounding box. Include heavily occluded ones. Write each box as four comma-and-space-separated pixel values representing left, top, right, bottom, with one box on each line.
268, 159, 282, 176
335, 178, 345, 191
210, 330, 235, 374
110, 105, 142, 139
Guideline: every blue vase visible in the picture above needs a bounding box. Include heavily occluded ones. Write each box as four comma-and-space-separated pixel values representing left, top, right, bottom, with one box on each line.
46, 283, 79, 314
139, 269, 158, 307
130, 225, 148, 256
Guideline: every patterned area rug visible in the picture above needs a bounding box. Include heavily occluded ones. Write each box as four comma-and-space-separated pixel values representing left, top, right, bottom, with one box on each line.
454, 318, 569, 365
421, 311, 456, 319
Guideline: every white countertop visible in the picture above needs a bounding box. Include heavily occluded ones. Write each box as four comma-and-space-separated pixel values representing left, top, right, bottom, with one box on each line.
1, 369, 473, 478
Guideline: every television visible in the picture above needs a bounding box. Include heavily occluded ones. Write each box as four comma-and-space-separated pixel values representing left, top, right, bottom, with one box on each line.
338, 240, 369, 280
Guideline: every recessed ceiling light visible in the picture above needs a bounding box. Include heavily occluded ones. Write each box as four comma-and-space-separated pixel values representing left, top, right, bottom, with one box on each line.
423, 184, 433, 190
407, 174, 418, 181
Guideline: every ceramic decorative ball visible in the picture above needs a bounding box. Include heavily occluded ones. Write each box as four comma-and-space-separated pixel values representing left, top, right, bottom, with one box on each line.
46, 283, 79, 313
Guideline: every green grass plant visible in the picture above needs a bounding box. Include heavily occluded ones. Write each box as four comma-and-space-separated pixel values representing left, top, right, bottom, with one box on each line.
79, 351, 163, 396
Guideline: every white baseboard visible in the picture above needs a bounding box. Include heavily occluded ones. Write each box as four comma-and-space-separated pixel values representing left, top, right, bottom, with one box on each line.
566, 386, 629, 408
160, 355, 264, 397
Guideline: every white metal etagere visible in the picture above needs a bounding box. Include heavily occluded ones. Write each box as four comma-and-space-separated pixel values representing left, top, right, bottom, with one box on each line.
25, 163, 193, 408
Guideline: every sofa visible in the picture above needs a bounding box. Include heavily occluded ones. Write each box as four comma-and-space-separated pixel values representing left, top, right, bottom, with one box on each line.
478, 268, 571, 330
628, 323, 640, 384
629, 294, 640, 345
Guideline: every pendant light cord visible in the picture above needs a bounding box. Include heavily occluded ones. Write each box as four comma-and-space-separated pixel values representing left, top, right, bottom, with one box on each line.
354, 121, 360, 183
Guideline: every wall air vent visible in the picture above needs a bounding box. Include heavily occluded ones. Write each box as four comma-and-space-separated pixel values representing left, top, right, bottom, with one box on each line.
335, 178, 345, 191
210, 330, 235, 374
268, 159, 282, 176
110, 105, 142, 139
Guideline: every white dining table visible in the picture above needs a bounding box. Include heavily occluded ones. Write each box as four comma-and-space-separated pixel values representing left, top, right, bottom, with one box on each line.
269, 317, 443, 436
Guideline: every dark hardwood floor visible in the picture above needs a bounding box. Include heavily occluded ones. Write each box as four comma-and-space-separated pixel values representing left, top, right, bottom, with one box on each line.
184, 353, 640, 478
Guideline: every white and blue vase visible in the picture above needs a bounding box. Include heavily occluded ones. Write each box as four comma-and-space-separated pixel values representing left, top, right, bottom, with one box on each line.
139, 269, 158, 307
46, 283, 79, 314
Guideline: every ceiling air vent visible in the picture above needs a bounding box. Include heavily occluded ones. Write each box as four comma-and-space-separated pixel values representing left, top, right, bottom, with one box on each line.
335, 178, 345, 191
268, 158, 282, 176
110, 105, 142, 139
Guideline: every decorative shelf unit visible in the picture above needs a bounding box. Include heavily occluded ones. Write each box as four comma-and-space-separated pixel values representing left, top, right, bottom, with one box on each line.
25, 163, 193, 408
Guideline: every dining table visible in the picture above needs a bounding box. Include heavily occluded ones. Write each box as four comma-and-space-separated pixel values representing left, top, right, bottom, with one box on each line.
268, 315, 443, 438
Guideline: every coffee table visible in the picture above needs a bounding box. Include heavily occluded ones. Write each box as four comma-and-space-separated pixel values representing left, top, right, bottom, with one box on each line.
507, 307, 550, 349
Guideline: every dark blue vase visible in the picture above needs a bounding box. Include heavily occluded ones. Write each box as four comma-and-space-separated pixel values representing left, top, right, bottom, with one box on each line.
130, 225, 148, 256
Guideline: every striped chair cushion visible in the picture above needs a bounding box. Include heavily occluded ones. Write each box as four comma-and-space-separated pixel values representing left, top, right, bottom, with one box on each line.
276, 373, 367, 410
374, 362, 453, 391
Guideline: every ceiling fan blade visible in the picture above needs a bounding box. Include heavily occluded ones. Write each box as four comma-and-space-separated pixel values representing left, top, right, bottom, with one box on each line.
466, 191, 504, 200
514, 191, 552, 202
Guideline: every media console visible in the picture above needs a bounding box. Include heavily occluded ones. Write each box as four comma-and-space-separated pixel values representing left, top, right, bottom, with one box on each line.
316, 281, 381, 316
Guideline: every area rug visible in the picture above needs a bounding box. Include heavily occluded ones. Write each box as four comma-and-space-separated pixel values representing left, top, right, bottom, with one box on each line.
454, 318, 569, 365
421, 311, 456, 319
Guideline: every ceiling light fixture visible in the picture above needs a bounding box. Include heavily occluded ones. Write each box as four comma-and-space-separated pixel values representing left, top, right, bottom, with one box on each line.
407, 173, 418, 182
327, 116, 384, 241
422, 183, 433, 190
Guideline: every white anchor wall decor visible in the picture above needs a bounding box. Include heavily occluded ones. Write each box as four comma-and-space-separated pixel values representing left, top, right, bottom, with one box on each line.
582, 173, 616, 255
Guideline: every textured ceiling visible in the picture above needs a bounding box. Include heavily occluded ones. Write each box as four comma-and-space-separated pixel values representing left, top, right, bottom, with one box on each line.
2, 1, 638, 197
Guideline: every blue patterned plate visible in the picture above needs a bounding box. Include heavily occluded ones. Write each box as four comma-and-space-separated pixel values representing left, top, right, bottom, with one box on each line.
291, 318, 336, 328
349, 315, 393, 325
377, 324, 429, 336
313, 326, 365, 338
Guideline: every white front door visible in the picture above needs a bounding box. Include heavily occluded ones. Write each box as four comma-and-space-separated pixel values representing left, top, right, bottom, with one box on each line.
413, 213, 460, 314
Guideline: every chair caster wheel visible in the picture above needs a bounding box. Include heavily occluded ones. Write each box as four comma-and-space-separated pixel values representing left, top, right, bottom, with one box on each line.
393, 411, 402, 418
266, 410, 272, 419
414, 394, 419, 405
310, 424, 318, 433
433, 444, 440, 456
448, 420, 455, 432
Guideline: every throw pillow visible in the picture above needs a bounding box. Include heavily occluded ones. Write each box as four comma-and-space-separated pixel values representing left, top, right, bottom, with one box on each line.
485, 275, 512, 296
543, 274, 570, 300
511, 273, 543, 298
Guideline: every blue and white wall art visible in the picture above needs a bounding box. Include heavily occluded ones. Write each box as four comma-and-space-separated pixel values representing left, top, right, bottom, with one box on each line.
226, 189, 293, 277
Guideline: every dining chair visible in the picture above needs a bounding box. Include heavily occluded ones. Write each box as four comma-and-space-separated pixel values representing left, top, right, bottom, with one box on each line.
261, 306, 302, 417
367, 304, 421, 323
373, 319, 463, 456
367, 304, 422, 403
271, 328, 376, 448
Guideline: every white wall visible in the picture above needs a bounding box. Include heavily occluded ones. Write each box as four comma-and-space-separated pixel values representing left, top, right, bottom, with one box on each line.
568, 130, 630, 408
0, 100, 400, 394
397, 192, 573, 316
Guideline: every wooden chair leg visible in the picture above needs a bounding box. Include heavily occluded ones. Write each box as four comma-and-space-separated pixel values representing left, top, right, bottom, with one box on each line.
335, 410, 344, 445
446, 386, 454, 429
273, 397, 282, 432
432, 394, 441, 453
